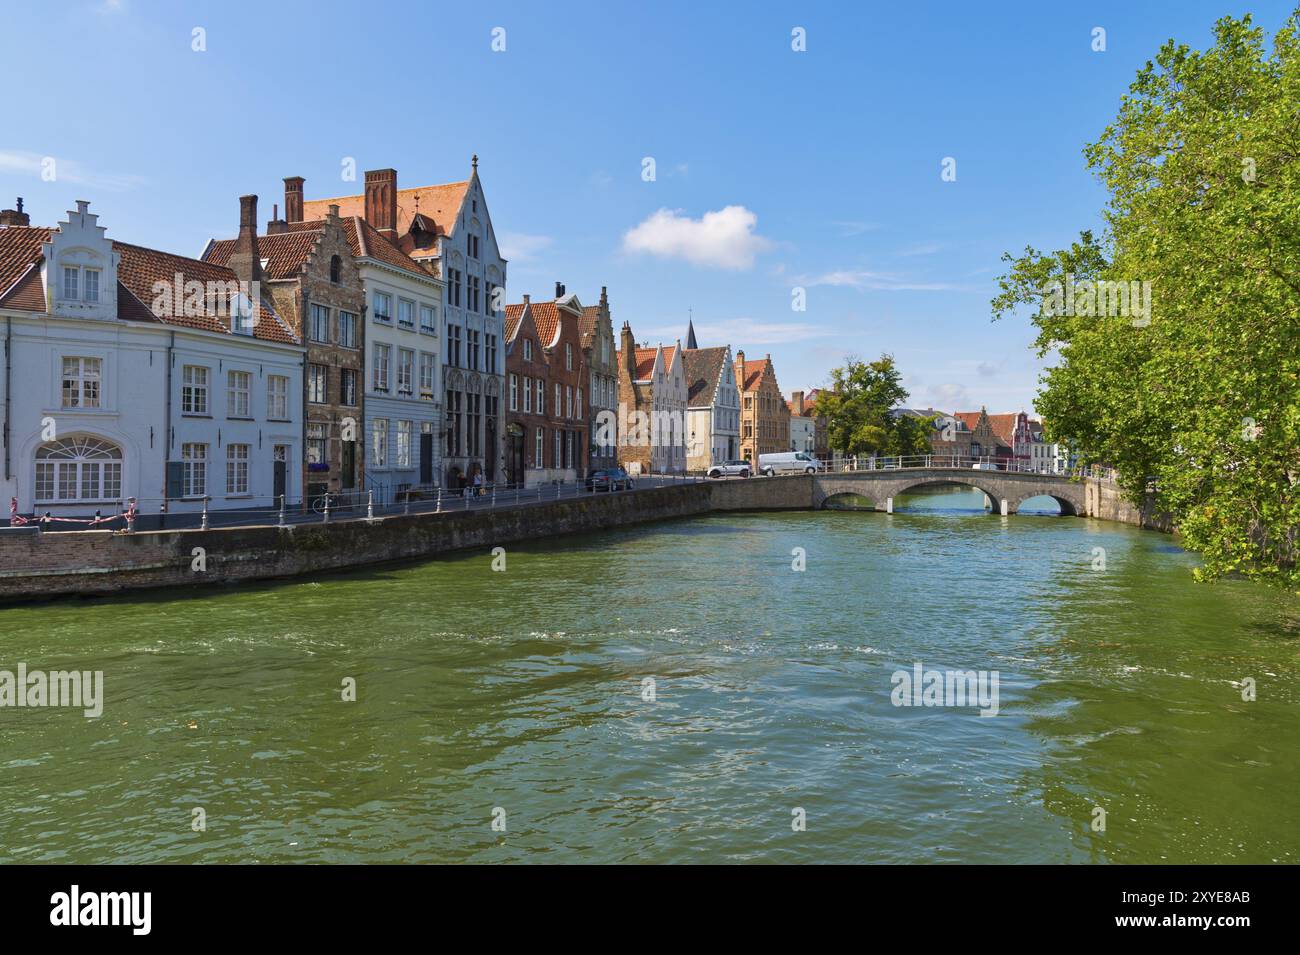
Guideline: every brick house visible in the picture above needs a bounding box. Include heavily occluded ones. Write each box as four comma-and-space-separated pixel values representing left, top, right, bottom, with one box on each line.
503, 285, 588, 485
735, 351, 788, 464
205, 202, 365, 505
580, 287, 618, 473
296, 161, 506, 488
954, 407, 1015, 462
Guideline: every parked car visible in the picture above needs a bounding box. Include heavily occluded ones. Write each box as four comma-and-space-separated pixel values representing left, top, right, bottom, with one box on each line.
758, 451, 824, 476
707, 460, 752, 478
971, 461, 1000, 471
587, 467, 634, 492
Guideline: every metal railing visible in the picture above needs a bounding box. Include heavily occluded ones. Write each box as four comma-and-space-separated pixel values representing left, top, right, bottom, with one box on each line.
2, 459, 1117, 535
806, 454, 1113, 479
4, 471, 709, 534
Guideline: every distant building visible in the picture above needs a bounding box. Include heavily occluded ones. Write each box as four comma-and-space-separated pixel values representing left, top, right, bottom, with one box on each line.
681, 343, 740, 469
504, 287, 589, 486
736, 351, 788, 464
581, 288, 618, 473
615, 325, 688, 474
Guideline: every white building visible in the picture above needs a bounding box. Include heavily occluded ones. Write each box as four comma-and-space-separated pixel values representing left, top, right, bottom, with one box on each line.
300, 160, 506, 490
790, 408, 815, 454
651, 341, 689, 474
0, 200, 304, 521
681, 343, 740, 468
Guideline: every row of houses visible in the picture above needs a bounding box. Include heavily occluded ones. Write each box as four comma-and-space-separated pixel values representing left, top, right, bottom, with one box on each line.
894, 407, 1068, 472
0, 160, 831, 520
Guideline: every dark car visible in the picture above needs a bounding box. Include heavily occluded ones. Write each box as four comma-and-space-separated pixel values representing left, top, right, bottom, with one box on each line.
586, 467, 634, 492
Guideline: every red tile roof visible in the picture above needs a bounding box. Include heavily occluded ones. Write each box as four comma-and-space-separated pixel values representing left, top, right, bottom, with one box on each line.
300, 180, 472, 241
633, 346, 657, 380
205, 230, 321, 280
955, 410, 1018, 447
504, 302, 526, 340
0, 227, 53, 303
113, 241, 299, 345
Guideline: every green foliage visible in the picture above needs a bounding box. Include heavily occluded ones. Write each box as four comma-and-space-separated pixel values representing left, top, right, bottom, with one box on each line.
993, 10, 1300, 587
813, 355, 930, 456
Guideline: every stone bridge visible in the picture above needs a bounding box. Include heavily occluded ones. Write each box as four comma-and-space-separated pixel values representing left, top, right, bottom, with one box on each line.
706, 468, 1089, 516
812, 468, 1085, 515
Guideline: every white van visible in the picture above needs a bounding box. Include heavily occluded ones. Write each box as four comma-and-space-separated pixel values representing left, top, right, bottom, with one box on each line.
758, 451, 823, 476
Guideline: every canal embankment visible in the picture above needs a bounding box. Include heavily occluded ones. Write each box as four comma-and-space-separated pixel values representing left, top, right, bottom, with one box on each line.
0, 474, 1167, 603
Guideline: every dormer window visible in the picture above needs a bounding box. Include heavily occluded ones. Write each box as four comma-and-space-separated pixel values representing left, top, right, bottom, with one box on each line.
231, 293, 254, 336
84, 268, 100, 302
62, 267, 78, 300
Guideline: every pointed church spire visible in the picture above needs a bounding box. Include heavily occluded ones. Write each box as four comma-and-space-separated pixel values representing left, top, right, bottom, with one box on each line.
685, 310, 698, 350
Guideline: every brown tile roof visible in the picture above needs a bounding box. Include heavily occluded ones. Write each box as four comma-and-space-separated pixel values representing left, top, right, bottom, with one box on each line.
113, 241, 299, 345
580, 305, 600, 340
205, 229, 322, 280
0, 226, 53, 303
0, 265, 45, 310
504, 302, 526, 340
682, 346, 727, 407
529, 301, 560, 348
633, 346, 657, 381
737, 355, 779, 392
955, 410, 1017, 447
301, 180, 472, 241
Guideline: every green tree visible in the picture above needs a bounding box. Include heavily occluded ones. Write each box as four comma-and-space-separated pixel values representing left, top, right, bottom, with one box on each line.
993, 10, 1300, 587
813, 355, 929, 456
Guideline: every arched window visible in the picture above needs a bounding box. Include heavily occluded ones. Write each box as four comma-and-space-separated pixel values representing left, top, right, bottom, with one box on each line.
330, 255, 341, 284
34, 436, 123, 503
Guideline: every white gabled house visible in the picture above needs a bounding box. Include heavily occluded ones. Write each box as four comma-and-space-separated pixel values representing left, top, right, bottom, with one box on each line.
0, 198, 304, 524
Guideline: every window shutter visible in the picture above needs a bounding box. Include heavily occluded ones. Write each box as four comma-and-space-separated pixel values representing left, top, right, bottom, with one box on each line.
166, 461, 184, 499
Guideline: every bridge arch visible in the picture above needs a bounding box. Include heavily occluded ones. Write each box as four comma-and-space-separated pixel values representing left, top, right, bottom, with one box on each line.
810, 469, 1086, 516
1008, 487, 1082, 517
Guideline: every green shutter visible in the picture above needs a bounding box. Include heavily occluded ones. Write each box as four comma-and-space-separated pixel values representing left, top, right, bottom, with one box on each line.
166, 461, 184, 499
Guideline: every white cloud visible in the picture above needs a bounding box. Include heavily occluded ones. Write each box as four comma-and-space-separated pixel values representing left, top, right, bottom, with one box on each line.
899, 241, 943, 257
623, 206, 771, 270
929, 382, 971, 410
0, 150, 145, 193
797, 268, 967, 292
497, 232, 553, 263
975, 361, 998, 377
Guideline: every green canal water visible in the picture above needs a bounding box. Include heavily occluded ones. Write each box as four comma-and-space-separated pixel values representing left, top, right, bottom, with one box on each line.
1, 487, 1297, 864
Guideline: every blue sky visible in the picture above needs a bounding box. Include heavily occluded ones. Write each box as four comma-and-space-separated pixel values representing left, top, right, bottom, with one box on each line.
3, 0, 1293, 413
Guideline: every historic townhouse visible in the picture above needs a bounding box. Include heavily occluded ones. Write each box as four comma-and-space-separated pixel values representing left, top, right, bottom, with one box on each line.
788, 391, 827, 458
0, 199, 303, 519
277, 177, 445, 497
801, 388, 832, 461
297, 161, 505, 488
580, 287, 617, 473
954, 408, 1014, 462
735, 351, 788, 464
789, 396, 815, 454
204, 199, 365, 505
503, 286, 588, 486
615, 324, 687, 474
682, 341, 740, 469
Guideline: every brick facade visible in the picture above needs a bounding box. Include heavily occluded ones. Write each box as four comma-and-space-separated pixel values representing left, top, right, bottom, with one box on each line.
736, 351, 789, 464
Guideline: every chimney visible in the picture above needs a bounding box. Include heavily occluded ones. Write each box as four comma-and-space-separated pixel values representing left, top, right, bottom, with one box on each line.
283, 177, 304, 224
792, 391, 805, 415
364, 168, 398, 237
522, 294, 530, 305
736, 350, 746, 390
266, 201, 287, 235
0, 197, 29, 228
228, 194, 262, 285
600, 286, 608, 308
621, 322, 636, 378
555, 281, 566, 298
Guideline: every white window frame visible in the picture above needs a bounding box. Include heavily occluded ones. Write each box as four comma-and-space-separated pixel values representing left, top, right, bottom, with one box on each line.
227, 370, 252, 418
226, 443, 250, 496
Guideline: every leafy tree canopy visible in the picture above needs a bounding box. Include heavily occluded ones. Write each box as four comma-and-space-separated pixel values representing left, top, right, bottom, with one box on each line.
993, 10, 1300, 586
813, 355, 932, 457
